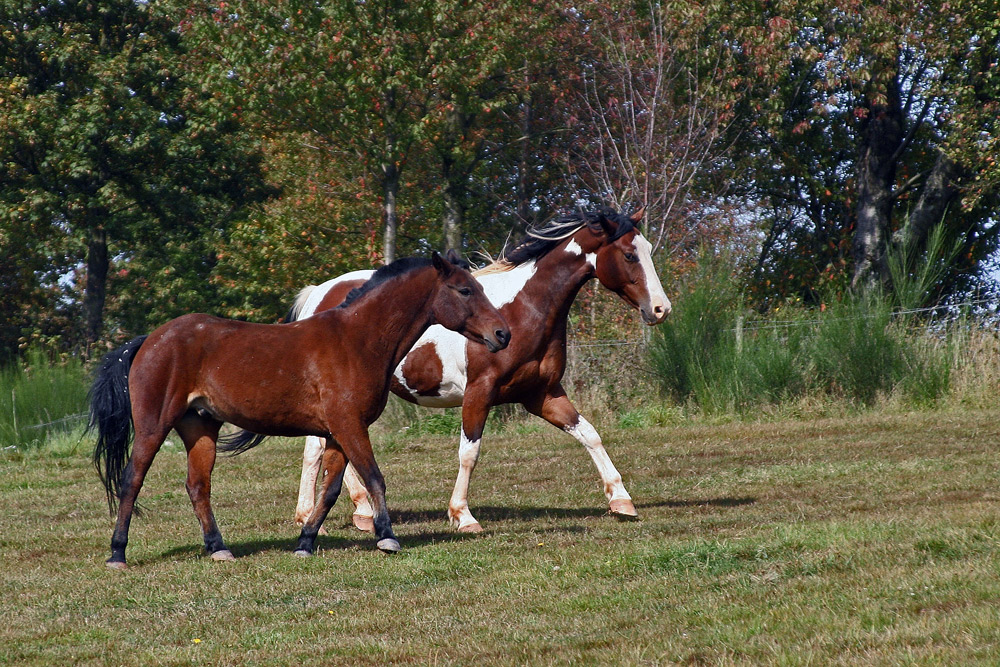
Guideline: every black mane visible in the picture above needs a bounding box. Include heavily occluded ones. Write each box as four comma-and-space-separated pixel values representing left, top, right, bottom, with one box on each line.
502, 207, 637, 267
338, 256, 433, 309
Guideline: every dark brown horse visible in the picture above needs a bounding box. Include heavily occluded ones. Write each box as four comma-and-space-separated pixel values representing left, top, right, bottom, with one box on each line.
286, 208, 671, 533
89, 253, 510, 569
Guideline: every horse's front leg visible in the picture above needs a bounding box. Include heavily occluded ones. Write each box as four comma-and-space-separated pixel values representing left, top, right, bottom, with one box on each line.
448, 388, 495, 532
526, 386, 637, 518
334, 425, 400, 553
176, 415, 232, 560
295, 438, 347, 556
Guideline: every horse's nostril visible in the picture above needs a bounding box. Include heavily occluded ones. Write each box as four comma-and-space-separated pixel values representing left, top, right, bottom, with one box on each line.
496, 329, 510, 345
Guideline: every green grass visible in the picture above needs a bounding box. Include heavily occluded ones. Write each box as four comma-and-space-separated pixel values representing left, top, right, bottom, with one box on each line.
2, 408, 1000, 664
0, 350, 89, 449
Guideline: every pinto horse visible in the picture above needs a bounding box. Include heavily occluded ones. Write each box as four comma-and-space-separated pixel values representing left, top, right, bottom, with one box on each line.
285, 208, 671, 533
88, 252, 510, 569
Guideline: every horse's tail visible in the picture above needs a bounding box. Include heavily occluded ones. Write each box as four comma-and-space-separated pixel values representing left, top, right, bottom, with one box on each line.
285, 285, 317, 323
217, 429, 270, 455
88, 335, 147, 514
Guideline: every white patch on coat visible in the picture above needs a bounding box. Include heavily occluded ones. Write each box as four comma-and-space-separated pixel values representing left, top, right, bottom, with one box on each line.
300, 269, 376, 318
393, 335, 467, 408
565, 239, 598, 269
479, 261, 537, 308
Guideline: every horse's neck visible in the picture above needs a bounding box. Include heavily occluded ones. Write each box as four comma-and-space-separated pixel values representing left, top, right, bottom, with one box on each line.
336, 273, 436, 371
497, 247, 594, 335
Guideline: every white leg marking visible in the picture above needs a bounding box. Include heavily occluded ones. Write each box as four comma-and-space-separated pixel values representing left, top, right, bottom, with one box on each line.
343, 463, 373, 519
295, 435, 325, 525
448, 431, 482, 530
564, 416, 631, 502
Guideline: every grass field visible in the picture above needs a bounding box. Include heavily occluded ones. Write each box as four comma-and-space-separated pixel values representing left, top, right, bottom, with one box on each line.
2, 408, 1000, 665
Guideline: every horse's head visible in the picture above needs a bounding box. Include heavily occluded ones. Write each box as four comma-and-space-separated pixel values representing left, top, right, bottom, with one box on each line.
430, 250, 511, 352
573, 208, 671, 325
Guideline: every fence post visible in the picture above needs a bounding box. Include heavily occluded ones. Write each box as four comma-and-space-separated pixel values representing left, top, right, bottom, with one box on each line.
736, 314, 744, 355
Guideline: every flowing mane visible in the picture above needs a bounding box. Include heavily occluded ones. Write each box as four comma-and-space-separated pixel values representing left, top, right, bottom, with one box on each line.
474, 208, 637, 276
339, 257, 432, 309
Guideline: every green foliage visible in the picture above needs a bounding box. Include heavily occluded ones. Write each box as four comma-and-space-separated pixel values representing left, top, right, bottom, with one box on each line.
727, 0, 1000, 306
0, 349, 88, 449
808, 293, 906, 405
650, 254, 955, 413
0, 0, 273, 353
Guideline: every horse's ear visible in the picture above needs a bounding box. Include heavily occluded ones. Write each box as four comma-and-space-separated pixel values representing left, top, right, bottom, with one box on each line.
629, 206, 645, 225
432, 251, 454, 277
588, 211, 617, 237
444, 248, 470, 270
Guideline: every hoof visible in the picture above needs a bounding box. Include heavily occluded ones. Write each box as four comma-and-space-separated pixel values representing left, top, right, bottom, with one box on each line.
105, 560, 127, 571
210, 549, 236, 562
353, 513, 375, 533
458, 522, 483, 534
293, 549, 313, 558
609, 498, 639, 519
376, 538, 401, 553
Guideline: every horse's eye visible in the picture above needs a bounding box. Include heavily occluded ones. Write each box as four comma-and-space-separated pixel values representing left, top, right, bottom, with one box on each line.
624, 252, 639, 263
458, 287, 473, 296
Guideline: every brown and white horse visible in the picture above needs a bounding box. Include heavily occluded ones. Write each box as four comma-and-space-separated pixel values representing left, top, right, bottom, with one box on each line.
288, 208, 671, 532
89, 253, 510, 568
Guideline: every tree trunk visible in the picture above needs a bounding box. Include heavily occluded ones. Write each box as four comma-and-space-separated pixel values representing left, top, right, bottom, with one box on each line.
516, 65, 534, 226
83, 226, 109, 348
441, 122, 464, 252
851, 71, 904, 290
382, 161, 399, 265
442, 178, 463, 252
892, 151, 964, 256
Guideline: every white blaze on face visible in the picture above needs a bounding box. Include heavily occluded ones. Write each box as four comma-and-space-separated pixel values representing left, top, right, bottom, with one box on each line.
633, 233, 671, 321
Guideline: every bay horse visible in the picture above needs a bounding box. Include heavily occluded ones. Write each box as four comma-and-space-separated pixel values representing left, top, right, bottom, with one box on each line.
284, 208, 671, 533
88, 252, 510, 569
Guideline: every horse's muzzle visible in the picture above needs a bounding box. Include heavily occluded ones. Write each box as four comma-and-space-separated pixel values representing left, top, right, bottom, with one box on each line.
485, 328, 511, 353
641, 301, 671, 325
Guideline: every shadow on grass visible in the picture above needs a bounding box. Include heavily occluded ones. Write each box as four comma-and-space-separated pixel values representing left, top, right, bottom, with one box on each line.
146, 496, 756, 564
153, 528, 477, 563
636, 496, 757, 510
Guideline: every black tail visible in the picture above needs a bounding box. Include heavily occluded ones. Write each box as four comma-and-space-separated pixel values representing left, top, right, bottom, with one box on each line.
88, 335, 147, 514
217, 429, 270, 455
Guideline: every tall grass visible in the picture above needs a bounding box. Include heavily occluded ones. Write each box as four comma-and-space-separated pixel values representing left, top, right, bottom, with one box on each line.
0, 349, 89, 449
648, 259, 956, 415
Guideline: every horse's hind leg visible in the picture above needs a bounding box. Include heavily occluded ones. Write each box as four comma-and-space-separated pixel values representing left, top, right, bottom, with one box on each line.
343, 463, 375, 533
175, 414, 231, 560
295, 439, 348, 556
107, 432, 168, 569
526, 387, 636, 518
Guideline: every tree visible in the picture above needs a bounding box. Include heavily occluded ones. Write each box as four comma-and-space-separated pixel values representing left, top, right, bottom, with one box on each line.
722, 0, 1000, 307
566, 1, 744, 261
190, 0, 560, 264
0, 0, 272, 354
